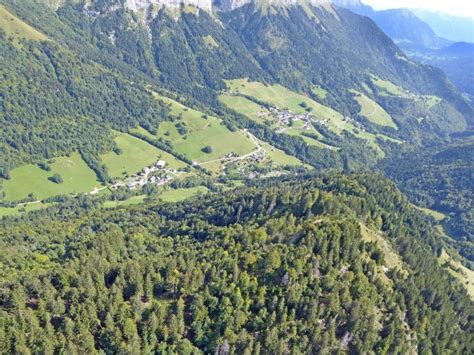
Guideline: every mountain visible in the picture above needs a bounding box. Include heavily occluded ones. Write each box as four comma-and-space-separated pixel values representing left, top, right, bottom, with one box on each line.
0, 173, 473, 353
371, 9, 450, 50
331, 0, 449, 50
0, 0, 471, 176
331, 1, 473, 100
413, 9, 474, 43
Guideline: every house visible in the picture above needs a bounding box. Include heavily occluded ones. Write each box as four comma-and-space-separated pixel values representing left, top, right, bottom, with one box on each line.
156, 160, 166, 169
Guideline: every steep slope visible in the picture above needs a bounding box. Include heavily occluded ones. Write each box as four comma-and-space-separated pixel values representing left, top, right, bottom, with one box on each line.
331, 0, 449, 50
372, 9, 449, 49
408, 43, 474, 100
0, 174, 472, 353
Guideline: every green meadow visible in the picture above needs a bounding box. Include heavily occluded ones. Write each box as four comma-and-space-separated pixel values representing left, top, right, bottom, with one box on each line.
103, 195, 147, 209
153, 96, 256, 162
261, 142, 304, 166
101, 132, 185, 179
2, 153, 100, 201
351, 90, 398, 129
370, 75, 410, 98
159, 186, 209, 203
0, 202, 52, 217
0, 5, 48, 46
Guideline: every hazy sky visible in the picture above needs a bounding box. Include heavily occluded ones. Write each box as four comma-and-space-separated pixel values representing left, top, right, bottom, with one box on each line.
362, 0, 474, 18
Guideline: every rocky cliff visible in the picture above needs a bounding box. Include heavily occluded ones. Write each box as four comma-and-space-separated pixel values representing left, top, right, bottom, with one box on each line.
82, 0, 334, 14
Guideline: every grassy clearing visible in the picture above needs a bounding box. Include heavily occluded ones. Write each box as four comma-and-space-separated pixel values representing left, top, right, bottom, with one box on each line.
261, 142, 304, 166
219, 95, 270, 124
103, 195, 147, 209
370, 75, 410, 98
160, 186, 209, 203
2, 153, 100, 201
0, 5, 48, 46
351, 90, 398, 129
421, 95, 442, 109
0, 202, 52, 217
360, 224, 405, 272
154, 96, 256, 162
377, 134, 403, 144
203, 35, 219, 48
439, 249, 474, 300
311, 85, 328, 99
413, 204, 446, 221
101, 132, 184, 179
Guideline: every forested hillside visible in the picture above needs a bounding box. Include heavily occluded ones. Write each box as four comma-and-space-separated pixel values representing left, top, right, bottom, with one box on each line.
383, 136, 474, 261
0, 174, 472, 353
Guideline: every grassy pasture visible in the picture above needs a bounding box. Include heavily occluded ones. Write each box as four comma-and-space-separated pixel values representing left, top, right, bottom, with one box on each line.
220, 90, 334, 149
225, 79, 361, 136
101, 132, 184, 179
2, 153, 100, 201
370, 75, 410, 98
160, 186, 209, 203
219, 95, 270, 124
413, 204, 446, 221
351, 90, 398, 129
154, 96, 256, 162
103, 195, 147, 209
421, 95, 442, 109
203, 35, 219, 48
311, 85, 328, 99
360, 224, 404, 271
223, 79, 394, 156
0, 202, 52, 217
261, 142, 304, 166
0, 5, 48, 46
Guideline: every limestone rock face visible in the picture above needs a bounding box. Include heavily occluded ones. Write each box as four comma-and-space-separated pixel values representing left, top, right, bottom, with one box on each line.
123, 0, 213, 12
82, 0, 334, 14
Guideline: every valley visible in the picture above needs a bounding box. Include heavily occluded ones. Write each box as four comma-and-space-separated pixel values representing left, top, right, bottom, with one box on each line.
0, 0, 472, 353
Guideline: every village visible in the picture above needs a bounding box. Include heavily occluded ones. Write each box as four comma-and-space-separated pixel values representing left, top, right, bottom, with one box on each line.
111, 159, 182, 190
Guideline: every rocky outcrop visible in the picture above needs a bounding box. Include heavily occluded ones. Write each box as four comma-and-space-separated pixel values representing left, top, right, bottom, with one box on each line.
123, 0, 212, 12
83, 0, 334, 14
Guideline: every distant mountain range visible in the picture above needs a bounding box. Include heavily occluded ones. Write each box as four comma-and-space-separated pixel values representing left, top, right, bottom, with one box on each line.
413, 9, 474, 43
332, 0, 474, 100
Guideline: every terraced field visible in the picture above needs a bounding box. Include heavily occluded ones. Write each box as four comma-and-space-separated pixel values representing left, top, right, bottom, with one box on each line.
351, 90, 398, 129
101, 132, 185, 179
2, 153, 100, 201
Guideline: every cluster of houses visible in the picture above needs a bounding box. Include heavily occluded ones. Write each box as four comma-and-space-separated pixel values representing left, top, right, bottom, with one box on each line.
342, 115, 366, 132
261, 107, 315, 130
111, 160, 176, 190
247, 149, 266, 163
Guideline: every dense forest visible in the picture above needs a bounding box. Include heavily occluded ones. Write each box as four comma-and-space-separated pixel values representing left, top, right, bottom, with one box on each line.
0, 174, 472, 353
383, 136, 474, 261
